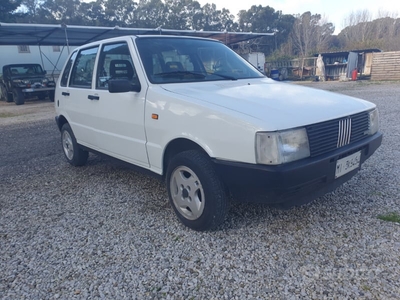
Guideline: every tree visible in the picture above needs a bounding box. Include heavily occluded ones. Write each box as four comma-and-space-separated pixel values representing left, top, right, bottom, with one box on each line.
238, 5, 277, 33
1, 0, 23, 22
373, 17, 400, 50
338, 13, 400, 51
33, 0, 84, 24
340, 10, 373, 47
237, 5, 295, 54
20, 0, 40, 21
78, 0, 109, 26
191, 4, 236, 31
17, 0, 54, 24
134, 0, 166, 28
289, 11, 334, 57
103, 0, 139, 26
314, 15, 335, 52
162, 0, 198, 29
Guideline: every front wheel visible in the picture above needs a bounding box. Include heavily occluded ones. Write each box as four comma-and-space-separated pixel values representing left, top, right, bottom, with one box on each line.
12, 88, 25, 105
61, 123, 88, 166
166, 150, 229, 231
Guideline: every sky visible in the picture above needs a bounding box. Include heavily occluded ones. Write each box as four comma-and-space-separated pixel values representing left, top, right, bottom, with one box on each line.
196, 0, 400, 34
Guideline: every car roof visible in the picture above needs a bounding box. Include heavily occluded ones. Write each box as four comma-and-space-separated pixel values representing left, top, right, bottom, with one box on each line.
5, 63, 42, 68
72, 34, 221, 51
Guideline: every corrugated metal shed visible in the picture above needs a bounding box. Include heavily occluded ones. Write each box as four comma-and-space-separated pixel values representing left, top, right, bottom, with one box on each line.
315, 49, 381, 80
371, 51, 400, 81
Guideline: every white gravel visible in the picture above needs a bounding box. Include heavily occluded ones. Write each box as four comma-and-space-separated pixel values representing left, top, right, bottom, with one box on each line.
0, 80, 399, 299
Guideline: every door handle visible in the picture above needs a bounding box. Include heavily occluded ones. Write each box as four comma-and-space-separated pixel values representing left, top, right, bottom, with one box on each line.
88, 95, 99, 101
62, 92, 70, 96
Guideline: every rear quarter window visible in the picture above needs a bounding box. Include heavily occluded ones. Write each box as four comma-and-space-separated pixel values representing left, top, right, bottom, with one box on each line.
60, 51, 77, 87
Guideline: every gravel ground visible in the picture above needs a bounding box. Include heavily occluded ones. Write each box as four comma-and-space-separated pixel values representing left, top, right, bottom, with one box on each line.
0, 81, 399, 299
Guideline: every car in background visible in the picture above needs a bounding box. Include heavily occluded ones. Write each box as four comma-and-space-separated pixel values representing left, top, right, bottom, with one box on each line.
0, 63, 55, 105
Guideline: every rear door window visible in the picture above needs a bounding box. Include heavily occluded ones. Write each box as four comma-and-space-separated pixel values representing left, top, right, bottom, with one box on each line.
69, 47, 99, 88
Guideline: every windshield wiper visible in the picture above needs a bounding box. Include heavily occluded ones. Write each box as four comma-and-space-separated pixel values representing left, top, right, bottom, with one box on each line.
207, 72, 237, 81
154, 71, 206, 79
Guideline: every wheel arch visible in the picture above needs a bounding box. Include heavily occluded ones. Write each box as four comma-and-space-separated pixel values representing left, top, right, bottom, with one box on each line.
56, 115, 69, 131
162, 138, 208, 178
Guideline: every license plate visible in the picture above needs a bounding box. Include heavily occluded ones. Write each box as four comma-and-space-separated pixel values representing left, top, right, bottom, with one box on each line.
335, 151, 361, 178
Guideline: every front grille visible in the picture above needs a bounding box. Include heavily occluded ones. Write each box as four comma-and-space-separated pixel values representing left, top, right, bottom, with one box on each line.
337, 118, 352, 147
306, 111, 369, 157
26, 77, 44, 84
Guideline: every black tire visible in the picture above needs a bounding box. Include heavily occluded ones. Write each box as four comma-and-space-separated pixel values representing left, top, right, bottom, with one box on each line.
60, 123, 88, 166
0, 84, 7, 101
166, 150, 229, 231
12, 88, 25, 105
48, 91, 55, 102
6, 92, 13, 103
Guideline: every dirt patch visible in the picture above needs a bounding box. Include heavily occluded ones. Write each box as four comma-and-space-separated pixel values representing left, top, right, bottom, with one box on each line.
0, 99, 55, 126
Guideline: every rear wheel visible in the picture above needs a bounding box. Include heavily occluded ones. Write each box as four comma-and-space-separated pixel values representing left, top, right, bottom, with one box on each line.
166, 150, 229, 231
61, 123, 88, 166
0, 84, 7, 101
12, 88, 25, 105
38, 93, 46, 100
6, 93, 13, 102
6, 92, 13, 103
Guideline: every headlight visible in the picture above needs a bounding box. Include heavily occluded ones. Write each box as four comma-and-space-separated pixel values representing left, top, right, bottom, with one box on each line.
12, 79, 30, 86
367, 108, 379, 135
256, 128, 310, 165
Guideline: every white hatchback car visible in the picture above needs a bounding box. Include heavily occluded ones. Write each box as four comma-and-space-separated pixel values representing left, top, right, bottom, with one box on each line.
55, 35, 382, 231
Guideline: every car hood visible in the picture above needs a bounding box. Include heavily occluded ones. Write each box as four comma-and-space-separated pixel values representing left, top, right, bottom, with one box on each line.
160, 78, 375, 130
10, 74, 46, 81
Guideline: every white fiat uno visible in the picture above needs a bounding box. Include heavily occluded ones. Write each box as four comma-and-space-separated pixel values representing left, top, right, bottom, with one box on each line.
55, 35, 382, 231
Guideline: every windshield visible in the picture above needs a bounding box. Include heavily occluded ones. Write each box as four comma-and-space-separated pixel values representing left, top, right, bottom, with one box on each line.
135, 37, 264, 84
7, 64, 44, 76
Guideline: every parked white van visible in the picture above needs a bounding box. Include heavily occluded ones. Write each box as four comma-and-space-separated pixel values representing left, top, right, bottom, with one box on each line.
55, 35, 382, 231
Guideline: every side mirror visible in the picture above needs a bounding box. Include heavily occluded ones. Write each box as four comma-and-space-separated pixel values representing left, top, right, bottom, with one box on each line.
108, 79, 141, 93
43, 70, 47, 75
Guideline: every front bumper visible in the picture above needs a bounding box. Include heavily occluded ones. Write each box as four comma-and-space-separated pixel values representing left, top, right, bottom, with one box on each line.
22, 87, 55, 93
213, 132, 383, 206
